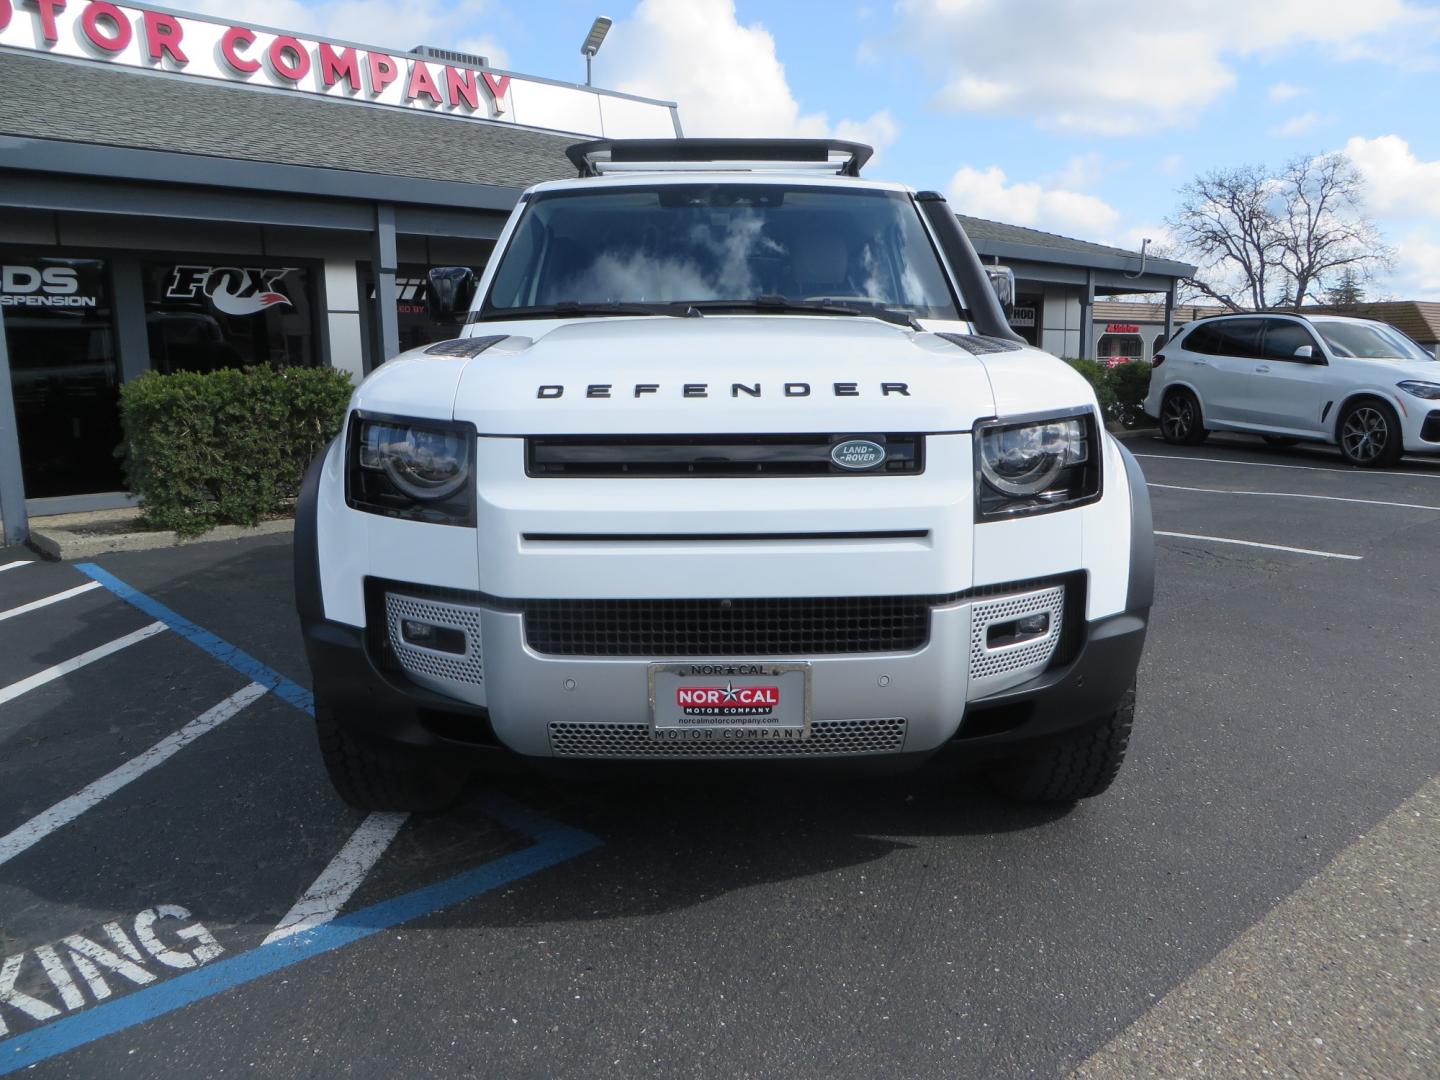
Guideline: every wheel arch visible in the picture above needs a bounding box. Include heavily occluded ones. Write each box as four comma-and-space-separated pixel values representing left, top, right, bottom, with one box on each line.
1332, 389, 1404, 442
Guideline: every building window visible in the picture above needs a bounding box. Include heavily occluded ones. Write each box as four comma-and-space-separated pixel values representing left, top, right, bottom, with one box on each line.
1097, 334, 1143, 361
142, 260, 318, 374
1, 253, 124, 498
359, 261, 490, 361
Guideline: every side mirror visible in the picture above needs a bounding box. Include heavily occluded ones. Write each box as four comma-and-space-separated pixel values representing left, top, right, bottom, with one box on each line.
985, 265, 1016, 323
426, 267, 477, 322
1293, 345, 1315, 360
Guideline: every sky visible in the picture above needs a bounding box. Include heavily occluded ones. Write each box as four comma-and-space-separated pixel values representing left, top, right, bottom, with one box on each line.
170, 0, 1440, 299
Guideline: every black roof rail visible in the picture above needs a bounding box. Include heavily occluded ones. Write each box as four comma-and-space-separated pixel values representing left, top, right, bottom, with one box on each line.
566, 138, 874, 178
1190, 309, 1315, 322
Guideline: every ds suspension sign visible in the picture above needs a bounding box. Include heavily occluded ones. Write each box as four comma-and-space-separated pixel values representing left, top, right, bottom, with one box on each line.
0, 0, 676, 136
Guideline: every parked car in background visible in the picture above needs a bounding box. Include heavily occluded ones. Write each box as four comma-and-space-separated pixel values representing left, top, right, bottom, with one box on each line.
1144, 312, 1440, 466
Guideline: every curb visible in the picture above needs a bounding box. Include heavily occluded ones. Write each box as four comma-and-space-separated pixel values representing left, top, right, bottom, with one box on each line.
1110, 427, 1159, 440
30, 518, 295, 561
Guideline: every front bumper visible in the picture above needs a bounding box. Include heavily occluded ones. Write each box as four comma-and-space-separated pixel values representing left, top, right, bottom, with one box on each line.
300, 596, 1146, 765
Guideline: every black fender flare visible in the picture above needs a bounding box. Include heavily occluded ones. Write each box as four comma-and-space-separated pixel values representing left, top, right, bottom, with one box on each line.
294, 437, 335, 625
1116, 438, 1154, 612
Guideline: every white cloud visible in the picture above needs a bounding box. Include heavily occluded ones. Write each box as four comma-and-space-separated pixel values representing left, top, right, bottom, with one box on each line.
607, 0, 897, 154
1343, 135, 1440, 298
947, 165, 1121, 240
1157, 154, 1184, 176
1268, 81, 1305, 103
887, 0, 1434, 135
1345, 134, 1440, 218
1271, 111, 1321, 136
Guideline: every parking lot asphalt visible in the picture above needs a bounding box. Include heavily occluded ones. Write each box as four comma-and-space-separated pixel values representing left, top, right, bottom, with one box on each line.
1, 431, 1437, 1079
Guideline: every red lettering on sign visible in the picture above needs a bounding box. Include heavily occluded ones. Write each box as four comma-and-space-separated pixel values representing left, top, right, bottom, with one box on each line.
268, 35, 309, 81
482, 71, 510, 108
318, 42, 360, 90
1105, 323, 1140, 333
405, 59, 442, 103
80, 2, 130, 52
446, 65, 478, 109
143, 10, 188, 64
28, 0, 66, 44
366, 51, 399, 95
220, 26, 260, 73
676, 687, 781, 708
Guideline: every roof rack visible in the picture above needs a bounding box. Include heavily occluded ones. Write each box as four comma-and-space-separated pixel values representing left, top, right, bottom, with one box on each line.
566, 139, 874, 178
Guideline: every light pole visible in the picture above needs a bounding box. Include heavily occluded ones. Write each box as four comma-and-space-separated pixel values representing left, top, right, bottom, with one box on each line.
581, 16, 611, 86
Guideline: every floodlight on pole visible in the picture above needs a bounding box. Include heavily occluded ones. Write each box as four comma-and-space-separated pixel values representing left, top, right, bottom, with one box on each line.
581, 16, 611, 86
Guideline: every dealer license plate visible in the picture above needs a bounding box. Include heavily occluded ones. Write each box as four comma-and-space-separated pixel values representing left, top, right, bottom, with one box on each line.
648, 662, 811, 745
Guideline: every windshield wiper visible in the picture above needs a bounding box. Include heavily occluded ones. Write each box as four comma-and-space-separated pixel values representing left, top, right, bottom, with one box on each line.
679, 296, 922, 330
478, 301, 683, 321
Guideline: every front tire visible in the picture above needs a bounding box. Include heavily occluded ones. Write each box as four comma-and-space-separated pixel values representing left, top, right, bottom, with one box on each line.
1337, 399, 1403, 468
1159, 389, 1208, 446
316, 707, 466, 812
989, 686, 1135, 803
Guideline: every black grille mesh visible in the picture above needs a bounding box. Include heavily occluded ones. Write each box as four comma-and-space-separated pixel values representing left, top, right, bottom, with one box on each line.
523, 595, 935, 656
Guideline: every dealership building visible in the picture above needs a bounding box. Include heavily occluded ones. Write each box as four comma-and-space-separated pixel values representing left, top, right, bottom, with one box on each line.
0, 0, 1192, 543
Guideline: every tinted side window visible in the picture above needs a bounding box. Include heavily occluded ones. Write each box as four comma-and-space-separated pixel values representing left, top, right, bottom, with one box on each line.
1182, 324, 1222, 354
1261, 320, 1321, 361
1216, 319, 1265, 358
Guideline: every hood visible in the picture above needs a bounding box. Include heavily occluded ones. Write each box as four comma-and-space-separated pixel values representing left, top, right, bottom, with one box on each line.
429, 316, 1006, 435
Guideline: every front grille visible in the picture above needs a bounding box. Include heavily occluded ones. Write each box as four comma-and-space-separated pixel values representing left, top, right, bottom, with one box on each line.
526, 433, 923, 477
549, 718, 907, 758
523, 595, 935, 656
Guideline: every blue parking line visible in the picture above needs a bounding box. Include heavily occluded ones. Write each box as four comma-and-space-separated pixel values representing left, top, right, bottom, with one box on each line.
74, 563, 315, 716
0, 794, 602, 1075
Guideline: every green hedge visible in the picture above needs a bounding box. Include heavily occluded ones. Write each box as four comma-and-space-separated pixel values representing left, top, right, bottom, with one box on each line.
120, 366, 353, 537
1064, 359, 1153, 429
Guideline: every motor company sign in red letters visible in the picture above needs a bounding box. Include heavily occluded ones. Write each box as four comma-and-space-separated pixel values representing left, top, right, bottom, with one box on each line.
0, 0, 674, 135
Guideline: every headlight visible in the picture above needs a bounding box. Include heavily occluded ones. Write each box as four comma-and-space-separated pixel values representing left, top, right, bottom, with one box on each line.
347, 414, 475, 526
975, 411, 1101, 520
1398, 380, 1440, 400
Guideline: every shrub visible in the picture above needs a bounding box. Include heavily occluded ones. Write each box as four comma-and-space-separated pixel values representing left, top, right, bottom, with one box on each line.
1062, 359, 1153, 429
120, 366, 353, 537
1109, 361, 1154, 427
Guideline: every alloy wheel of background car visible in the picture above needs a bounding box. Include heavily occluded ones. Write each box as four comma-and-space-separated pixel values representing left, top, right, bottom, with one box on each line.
1338, 401, 1403, 468
1160, 389, 1208, 446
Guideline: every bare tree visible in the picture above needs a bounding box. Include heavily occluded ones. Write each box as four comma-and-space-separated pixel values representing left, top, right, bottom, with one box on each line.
1276, 153, 1391, 307
1167, 154, 1392, 310
1168, 165, 1280, 311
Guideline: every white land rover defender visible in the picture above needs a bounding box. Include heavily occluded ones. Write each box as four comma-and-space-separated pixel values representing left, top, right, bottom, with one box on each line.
295, 140, 1153, 811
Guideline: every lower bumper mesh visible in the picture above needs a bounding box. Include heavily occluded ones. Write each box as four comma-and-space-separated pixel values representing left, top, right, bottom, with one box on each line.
548, 717, 907, 758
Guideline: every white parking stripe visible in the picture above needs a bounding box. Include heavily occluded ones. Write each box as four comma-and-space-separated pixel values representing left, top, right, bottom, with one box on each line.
1135, 452, 1440, 480
1156, 530, 1363, 561
0, 560, 33, 573
263, 812, 409, 945
1149, 482, 1440, 512
0, 581, 103, 624
0, 622, 167, 706
0, 683, 268, 867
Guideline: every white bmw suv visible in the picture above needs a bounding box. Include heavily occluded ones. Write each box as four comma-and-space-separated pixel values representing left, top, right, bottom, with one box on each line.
1144, 312, 1440, 466
294, 139, 1153, 812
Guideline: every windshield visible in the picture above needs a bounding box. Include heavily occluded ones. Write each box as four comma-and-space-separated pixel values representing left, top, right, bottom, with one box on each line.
1315, 321, 1433, 362
480, 184, 963, 321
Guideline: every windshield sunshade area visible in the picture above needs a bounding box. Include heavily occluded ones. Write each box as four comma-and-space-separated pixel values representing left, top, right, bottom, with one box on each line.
480, 184, 964, 321
1316, 321, 1433, 362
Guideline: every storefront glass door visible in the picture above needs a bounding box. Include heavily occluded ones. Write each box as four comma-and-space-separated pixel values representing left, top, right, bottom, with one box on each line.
1, 256, 124, 498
